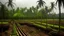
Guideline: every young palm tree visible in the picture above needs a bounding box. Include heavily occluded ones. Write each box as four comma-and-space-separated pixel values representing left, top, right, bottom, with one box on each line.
37, 0, 46, 24
56, 0, 64, 33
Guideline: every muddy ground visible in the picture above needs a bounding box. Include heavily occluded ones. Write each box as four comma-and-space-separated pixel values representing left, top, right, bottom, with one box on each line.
0, 24, 12, 36
20, 24, 48, 36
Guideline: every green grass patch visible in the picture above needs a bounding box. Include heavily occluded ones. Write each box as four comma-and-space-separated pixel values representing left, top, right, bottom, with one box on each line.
0, 22, 8, 24
11, 24, 17, 36
29, 21, 64, 31
30, 21, 64, 29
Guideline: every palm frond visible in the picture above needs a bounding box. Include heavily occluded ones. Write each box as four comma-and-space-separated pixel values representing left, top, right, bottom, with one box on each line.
56, 0, 64, 7
56, 0, 62, 6
45, 6, 48, 11
37, 0, 45, 8
5, 0, 15, 8
43, 1, 46, 4
62, 0, 64, 7
0, 2, 2, 5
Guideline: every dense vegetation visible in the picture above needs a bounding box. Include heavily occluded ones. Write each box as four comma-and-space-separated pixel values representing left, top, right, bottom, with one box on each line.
0, 0, 64, 19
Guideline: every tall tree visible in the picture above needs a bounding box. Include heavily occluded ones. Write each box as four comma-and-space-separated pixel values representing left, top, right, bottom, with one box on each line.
0, 2, 8, 25
6, 0, 16, 19
56, 0, 64, 33
37, 0, 46, 24
50, 2, 56, 28
45, 6, 48, 29
0, 2, 7, 19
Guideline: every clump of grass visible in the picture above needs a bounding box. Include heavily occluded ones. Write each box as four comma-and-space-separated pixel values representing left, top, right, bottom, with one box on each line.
11, 24, 17, 36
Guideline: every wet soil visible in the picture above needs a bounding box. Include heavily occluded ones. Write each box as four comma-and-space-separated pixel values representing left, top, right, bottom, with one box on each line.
20, 23, 49, 36
0, 24, 12, 36
46, 20, 64, 25
19, 23, 64, 36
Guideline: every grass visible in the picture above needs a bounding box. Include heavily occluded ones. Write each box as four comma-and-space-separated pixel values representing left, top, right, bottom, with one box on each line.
0, 22, 8, 24
27, 20, 64, 28
25, 21, 64, 32
11, 24, 17, 36
15, 19, 64, 28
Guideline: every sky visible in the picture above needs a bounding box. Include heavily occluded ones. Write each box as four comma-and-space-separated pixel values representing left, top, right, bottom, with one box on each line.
0, 0, 64, 14
14, 0, 56, 8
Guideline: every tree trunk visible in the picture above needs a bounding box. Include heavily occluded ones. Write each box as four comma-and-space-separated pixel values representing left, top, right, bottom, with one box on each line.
46, 13, 47, 29
58, 4, 61, 33
53, 15, 54, 27
41, 14, 42, 25
45, 9, 48, 30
